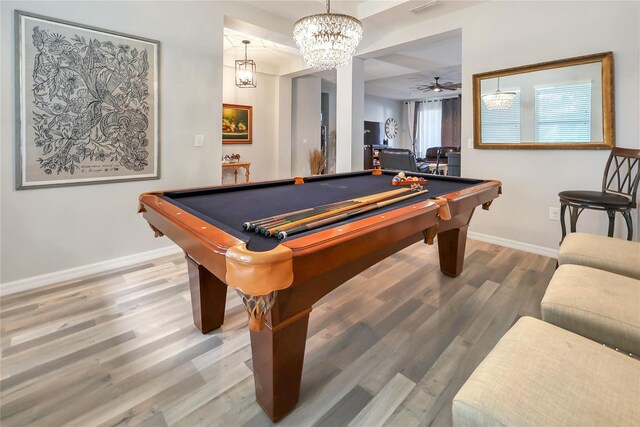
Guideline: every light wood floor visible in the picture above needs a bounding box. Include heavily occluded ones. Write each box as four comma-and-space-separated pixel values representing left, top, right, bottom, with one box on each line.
0, 239, 556, 426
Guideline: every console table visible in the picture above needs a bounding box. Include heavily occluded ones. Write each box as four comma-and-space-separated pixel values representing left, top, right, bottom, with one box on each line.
222, 162, 251, 184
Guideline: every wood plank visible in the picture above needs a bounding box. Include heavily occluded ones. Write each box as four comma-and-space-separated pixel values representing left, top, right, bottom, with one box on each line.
0, 239, 555, 427
313, 385, 372, 427
348, 373, 415, 427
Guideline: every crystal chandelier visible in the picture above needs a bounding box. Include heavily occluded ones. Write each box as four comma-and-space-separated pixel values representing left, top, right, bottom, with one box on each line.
293, 0, 363, 70
235, 40, 256, 88
482, 77, 516, 110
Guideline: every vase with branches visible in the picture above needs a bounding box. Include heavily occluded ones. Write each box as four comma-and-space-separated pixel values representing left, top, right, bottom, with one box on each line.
308, 148, 325, 175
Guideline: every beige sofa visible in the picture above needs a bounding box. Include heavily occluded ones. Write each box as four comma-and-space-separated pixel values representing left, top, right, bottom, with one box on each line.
558, 232, 640, 279
452, 317, 640, 426
542, 264, 640, 355
453, 234, 640, 426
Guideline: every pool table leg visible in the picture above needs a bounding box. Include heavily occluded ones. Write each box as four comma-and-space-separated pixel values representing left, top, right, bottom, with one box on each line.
250, 307, 311, 422
185, 254, 227, 333
437, 225, 469, 277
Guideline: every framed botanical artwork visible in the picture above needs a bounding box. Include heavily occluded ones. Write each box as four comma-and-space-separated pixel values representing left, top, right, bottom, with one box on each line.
222, 103, 252, 144
15, 11, 160, 189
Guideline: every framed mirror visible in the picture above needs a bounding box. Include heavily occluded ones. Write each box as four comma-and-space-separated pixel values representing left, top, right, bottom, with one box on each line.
473, 52, 614, 149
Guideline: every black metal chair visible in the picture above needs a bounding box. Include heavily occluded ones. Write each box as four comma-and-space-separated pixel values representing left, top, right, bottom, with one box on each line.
559, 147, 640, 242
420, 147, 460, 175
379, 148, 419, 172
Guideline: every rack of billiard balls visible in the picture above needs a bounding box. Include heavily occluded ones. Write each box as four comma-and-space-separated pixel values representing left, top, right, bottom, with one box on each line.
392, 172, 428, 186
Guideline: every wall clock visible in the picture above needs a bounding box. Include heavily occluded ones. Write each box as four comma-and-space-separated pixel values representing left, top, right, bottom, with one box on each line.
385, 117, 399, 139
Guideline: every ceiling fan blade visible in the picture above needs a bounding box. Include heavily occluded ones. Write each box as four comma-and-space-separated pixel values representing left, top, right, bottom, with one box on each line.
410, 76, 461, 93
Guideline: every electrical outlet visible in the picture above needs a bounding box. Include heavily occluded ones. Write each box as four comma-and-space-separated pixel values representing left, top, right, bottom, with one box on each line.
549, 207, 560, 221
195, 135, 204, 147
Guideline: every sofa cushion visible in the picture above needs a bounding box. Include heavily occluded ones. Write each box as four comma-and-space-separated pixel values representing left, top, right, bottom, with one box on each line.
558, 233, 640, 279
541, 264, 640, 355
452, 317, 640, 427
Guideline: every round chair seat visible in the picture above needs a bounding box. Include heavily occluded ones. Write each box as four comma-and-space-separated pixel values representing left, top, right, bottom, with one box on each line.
558, 190, 632, 208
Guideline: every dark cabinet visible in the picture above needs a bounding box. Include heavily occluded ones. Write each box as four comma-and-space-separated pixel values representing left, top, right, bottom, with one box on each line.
364, 145, 385, 170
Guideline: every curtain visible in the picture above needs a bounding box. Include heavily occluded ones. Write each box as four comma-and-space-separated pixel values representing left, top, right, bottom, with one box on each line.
441, 96, 461, 148
416, 101, 442, 158
405, 101, 419, 153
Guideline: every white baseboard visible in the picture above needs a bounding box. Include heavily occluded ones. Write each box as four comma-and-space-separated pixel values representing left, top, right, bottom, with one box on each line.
0, 245, 182, 297
468, 231, 558, 259
1, 233, 557, 297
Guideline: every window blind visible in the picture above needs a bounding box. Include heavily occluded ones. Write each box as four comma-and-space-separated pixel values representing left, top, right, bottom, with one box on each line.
535, 83, 591, 143
481, 91, 521, 142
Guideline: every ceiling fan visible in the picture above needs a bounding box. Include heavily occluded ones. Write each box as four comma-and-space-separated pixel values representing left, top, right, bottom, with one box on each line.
413, 77, 461, 93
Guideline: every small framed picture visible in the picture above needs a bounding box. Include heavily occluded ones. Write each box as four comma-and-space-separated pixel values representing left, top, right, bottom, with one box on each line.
15, 11, 160, 189
222, 104, 252, 144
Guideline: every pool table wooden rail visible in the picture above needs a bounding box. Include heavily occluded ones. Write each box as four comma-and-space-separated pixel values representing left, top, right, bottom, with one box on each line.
138, 177, 501, 331
138, 188, 446, 296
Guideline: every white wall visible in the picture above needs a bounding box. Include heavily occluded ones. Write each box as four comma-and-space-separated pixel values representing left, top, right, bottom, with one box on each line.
291, 76, 321, 176
336, 58, 365, 172
2, 1, 638, 287
358, 0, 640, 251
463, 1, 639, 247
276, 75, 292, 178
321, 79, 337, 173
399, 104, 412, 150
1, 1, 224, 284
364, 94, 404, 146
321, 79, 337, 139
222, 65, 278, 182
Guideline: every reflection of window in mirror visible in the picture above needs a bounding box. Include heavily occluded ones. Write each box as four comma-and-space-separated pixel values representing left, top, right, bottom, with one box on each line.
534, 83, 591, 143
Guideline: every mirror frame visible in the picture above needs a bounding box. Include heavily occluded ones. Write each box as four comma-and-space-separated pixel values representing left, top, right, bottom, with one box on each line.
473, 52, 614, 150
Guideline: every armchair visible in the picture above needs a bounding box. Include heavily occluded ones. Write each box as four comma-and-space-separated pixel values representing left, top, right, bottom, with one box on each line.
378, 148, 418, 172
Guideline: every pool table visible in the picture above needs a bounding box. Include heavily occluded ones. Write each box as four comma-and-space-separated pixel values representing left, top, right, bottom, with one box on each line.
138, 170, 501, 421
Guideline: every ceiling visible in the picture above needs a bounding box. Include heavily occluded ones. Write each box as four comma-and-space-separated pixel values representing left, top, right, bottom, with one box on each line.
223, 28, 300, 73
242, 1, 365, 23
363, 31, 462, 100
226, 1, 469, 100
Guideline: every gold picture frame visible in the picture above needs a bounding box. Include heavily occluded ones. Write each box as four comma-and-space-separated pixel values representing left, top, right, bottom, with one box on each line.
222, 103, 252, 144
472, 52, 614, 150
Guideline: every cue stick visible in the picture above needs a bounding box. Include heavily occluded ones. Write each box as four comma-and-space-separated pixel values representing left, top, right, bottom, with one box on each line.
262, 188, 413, 236
243, 188, 407, 231
252, 200, 359, 233
244, 199, 356, 230
264, 188, 413, 237
276, 190, 429, 240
